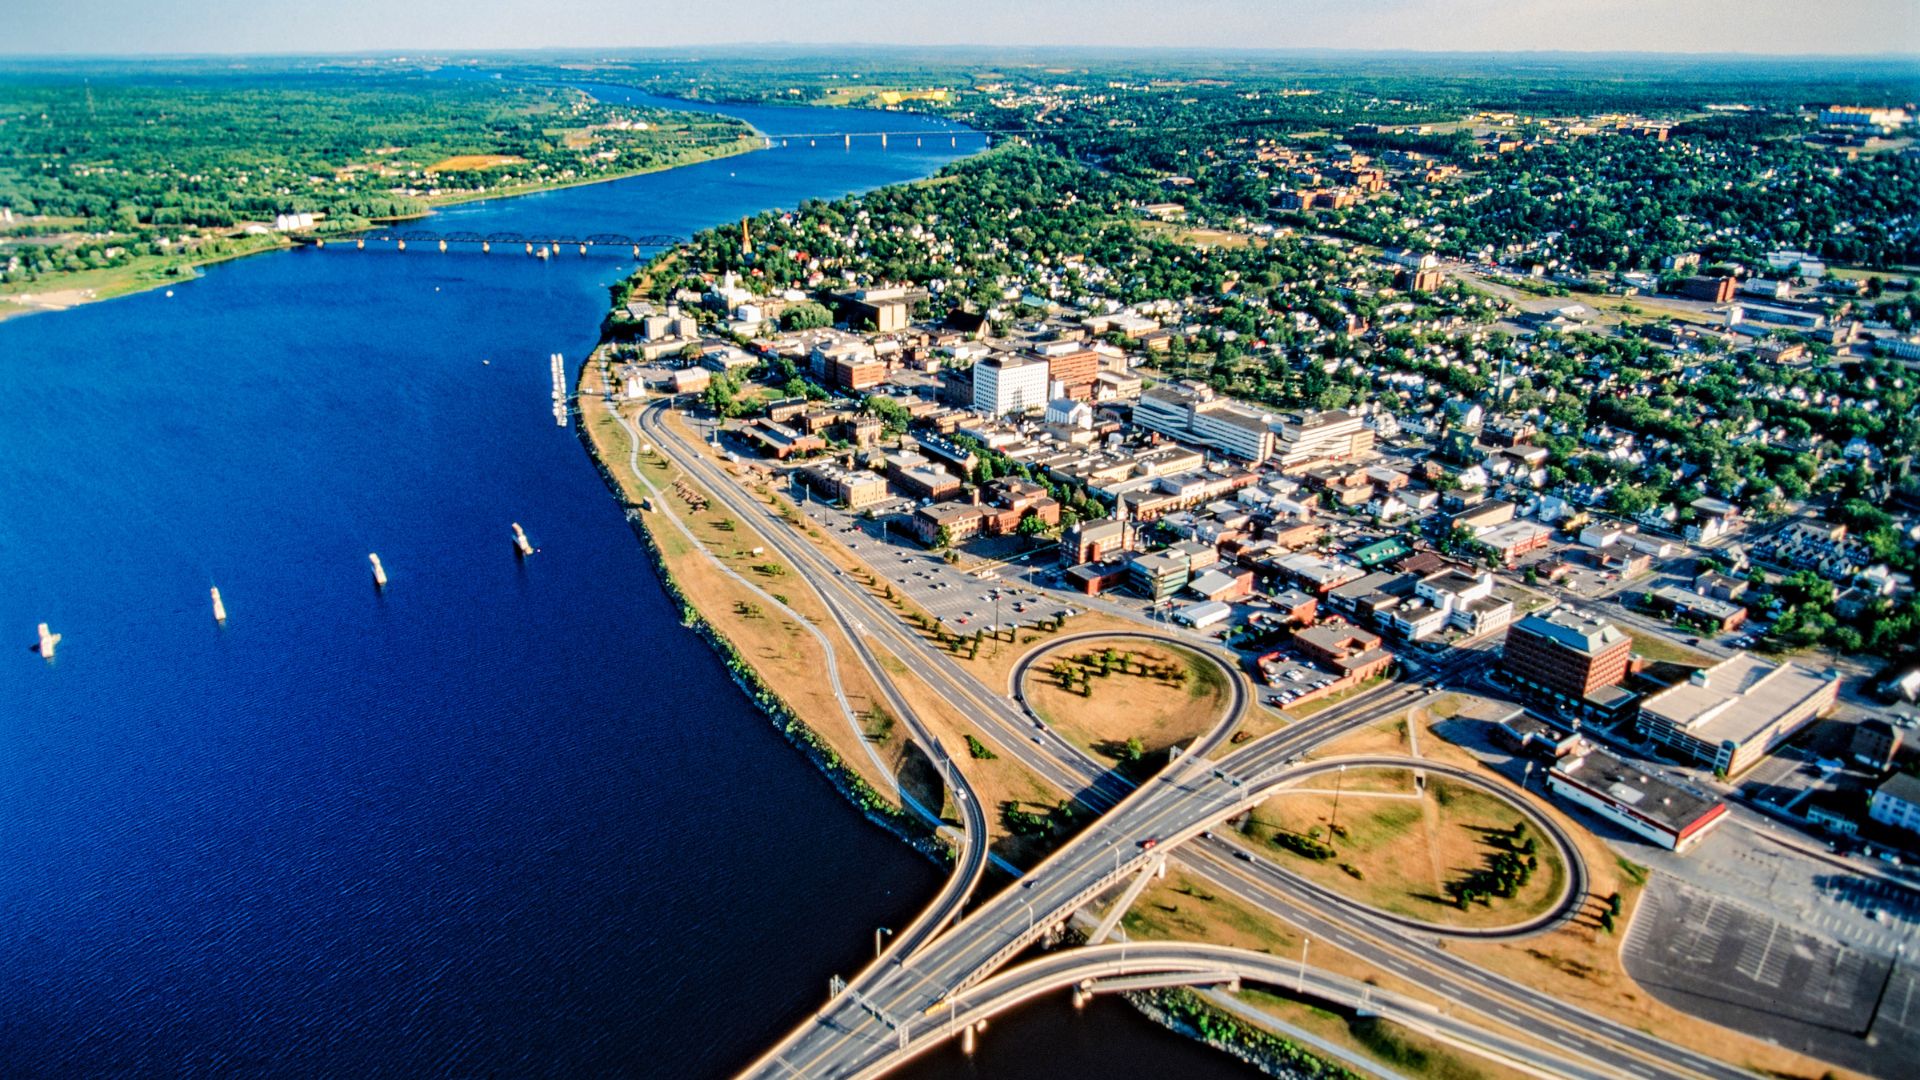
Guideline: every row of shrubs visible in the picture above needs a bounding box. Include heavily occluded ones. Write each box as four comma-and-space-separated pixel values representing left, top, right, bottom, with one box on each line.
1271, 831, 1338, 861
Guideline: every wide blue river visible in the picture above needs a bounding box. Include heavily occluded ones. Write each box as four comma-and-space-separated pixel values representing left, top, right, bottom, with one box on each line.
0, 86, 1247, 1078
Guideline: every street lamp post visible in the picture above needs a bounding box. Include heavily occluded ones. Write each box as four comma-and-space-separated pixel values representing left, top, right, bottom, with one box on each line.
1298, 936, 1310, 992
875, 926, 893, 958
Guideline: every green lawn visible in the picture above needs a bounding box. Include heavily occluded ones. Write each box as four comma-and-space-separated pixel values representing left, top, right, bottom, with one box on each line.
1625, 629, 1710, 667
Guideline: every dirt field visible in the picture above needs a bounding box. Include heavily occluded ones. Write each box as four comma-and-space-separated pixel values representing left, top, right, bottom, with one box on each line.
425, 153, 526, 172
1024, 638, 1232, 762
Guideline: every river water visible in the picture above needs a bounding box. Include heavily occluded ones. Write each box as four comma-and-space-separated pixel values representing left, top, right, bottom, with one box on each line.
0, 85, 1249, 1078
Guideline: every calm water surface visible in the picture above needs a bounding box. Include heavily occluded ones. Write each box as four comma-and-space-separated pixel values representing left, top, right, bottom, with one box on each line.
0, 85, 1249, 1079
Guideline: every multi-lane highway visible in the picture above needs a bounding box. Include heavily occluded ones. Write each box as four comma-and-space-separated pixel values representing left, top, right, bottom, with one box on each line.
740, 696, 1394, 1079
608, 399, 990, 967
628, 400, 1761, 1080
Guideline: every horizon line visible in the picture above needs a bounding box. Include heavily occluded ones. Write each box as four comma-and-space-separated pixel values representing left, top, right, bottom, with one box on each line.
3, 42, 1919, 64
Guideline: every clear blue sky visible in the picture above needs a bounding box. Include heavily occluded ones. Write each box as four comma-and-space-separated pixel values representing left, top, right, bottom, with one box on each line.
6, 0, 1915, 56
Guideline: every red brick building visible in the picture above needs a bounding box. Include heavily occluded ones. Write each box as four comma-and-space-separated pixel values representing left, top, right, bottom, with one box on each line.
832, 354, 889, 392
909, 479, 1060, 546
1501, 609, 1636, 717
980, 478, 1061, 533
1399, 267, 1445, 293
1676, 275, 1737, 304
1042, 348, 1102, 397
1068, 519, 1133, 564
1292, 624, 1394, 681
910, 502, 989, 546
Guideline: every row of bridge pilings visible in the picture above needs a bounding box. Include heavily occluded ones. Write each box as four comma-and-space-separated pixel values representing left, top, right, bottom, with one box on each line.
308, 236, 648, 258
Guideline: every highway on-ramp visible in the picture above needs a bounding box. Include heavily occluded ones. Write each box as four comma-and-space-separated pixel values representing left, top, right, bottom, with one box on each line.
852, 941, 1628, 1080
630, 401, 1757, 1080
609, 399, 989, 970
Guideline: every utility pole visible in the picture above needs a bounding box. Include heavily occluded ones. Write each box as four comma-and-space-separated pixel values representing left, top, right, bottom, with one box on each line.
1329, 764, 1347, 833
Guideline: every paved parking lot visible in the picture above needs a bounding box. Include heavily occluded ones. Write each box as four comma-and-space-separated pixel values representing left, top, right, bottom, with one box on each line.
1627, 814, 1920, 957
792, 493, 1078, 635
1814, 871, 1920, 948
1738, 744, 1811, 795
1625, 876, 1918, 1075
1733, 743, 1860, 816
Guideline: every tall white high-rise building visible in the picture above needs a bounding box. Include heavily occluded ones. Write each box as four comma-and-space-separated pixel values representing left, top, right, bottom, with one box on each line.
971, 353, 1049, 417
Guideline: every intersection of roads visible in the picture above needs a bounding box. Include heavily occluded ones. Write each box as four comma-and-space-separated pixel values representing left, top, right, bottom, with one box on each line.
620, 396, 1843, 1080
